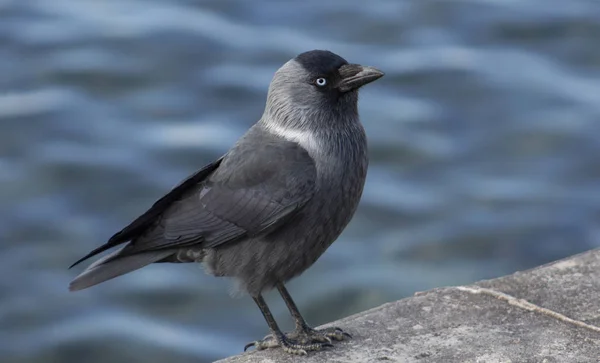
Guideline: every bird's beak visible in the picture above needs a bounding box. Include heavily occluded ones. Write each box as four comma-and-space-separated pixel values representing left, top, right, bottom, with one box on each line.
337, 64, 384, 92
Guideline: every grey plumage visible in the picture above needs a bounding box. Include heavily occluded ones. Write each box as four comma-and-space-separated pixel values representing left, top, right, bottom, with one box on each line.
70, 49, 383, 355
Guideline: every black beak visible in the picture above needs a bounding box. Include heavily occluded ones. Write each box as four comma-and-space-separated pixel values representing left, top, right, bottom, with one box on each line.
337, 64, 384, 92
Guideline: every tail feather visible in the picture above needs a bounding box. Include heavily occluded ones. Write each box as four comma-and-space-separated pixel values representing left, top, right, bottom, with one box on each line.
69, 248, 174, 291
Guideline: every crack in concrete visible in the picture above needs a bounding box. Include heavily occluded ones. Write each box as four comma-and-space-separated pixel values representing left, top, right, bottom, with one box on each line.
456, 286, 600, 334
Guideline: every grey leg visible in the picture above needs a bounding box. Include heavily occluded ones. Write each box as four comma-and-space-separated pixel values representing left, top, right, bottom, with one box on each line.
244, 294, 333, 355
276, 282, 352, 342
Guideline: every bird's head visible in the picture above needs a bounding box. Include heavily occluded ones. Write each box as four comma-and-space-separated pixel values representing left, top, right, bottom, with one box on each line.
263, 50, 384, 131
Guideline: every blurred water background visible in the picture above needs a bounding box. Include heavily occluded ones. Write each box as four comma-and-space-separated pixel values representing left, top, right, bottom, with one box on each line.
1, 0, 600, 362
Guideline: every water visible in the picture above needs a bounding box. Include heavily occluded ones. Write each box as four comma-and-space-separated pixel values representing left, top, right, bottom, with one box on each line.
1, 0, 600, 362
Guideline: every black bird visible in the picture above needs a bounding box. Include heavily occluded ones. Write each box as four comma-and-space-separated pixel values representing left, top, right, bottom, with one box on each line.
70, 50, 384, 355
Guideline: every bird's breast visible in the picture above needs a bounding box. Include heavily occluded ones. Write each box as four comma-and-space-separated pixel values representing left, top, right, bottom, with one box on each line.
304, 137, 368, 239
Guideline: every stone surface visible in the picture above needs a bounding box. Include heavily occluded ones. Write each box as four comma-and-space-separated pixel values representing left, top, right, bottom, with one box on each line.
216, 249, 600, 363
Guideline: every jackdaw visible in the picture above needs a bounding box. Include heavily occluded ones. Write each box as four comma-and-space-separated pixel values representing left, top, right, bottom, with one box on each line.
69, 49, 384, 355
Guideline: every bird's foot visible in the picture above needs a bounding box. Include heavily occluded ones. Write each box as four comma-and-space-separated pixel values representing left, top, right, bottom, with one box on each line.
244, 331, 335, 355
243, 327, 350, 355
298, 326, 352, 343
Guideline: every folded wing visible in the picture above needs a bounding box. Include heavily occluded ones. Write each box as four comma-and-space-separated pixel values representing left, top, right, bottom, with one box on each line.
69, 135, 317, 290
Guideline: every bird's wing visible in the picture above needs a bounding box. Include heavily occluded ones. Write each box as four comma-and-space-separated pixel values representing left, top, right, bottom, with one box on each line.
71, 132, 317, 267
133, 136, 317, 252
69, 157, 223, 268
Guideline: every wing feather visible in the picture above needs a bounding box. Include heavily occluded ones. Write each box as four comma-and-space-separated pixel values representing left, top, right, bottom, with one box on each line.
70, 130, 317, 271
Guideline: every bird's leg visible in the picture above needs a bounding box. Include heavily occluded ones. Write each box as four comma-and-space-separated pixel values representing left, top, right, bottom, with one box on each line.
276, 282, 352, 343
244, 294, 333, 355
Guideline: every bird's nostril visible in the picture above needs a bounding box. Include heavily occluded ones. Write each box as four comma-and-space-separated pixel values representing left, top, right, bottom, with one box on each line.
338, 64, 365, 79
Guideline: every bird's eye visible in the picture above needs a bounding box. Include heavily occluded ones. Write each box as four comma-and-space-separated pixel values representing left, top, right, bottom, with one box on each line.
315, 77, 327, 87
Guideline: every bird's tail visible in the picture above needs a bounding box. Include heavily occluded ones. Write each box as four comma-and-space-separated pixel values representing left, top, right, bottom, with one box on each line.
69, 247, 173, 291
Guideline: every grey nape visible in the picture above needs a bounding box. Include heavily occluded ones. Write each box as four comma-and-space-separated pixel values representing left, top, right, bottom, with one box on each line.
69, 49, 383, 355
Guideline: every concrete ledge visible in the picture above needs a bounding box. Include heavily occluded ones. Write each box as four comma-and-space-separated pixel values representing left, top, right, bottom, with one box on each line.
217, 249, 600, 363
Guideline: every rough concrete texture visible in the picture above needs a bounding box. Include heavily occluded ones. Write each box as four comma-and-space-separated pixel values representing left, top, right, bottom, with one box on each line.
217, 249, 600, 363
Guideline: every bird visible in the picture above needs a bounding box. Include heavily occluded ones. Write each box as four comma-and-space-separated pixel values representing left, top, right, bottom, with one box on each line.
69, 49, 384, 355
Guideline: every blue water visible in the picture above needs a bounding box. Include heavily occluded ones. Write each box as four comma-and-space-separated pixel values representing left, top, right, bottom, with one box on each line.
2, 0, 600, 362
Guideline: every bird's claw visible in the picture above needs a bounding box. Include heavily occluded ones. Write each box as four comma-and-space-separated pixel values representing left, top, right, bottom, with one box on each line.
244, 331, 335, 355
244, 327, 350, 355
301, 326, 352, 342
244, 337, 278, 352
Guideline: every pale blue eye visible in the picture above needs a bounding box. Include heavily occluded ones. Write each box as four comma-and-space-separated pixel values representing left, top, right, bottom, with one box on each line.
315, 78, 327, 87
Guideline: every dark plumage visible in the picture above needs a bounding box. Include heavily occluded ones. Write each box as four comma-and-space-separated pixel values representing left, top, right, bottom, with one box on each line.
295, 50, 348, 77
70, 49, 383, 356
